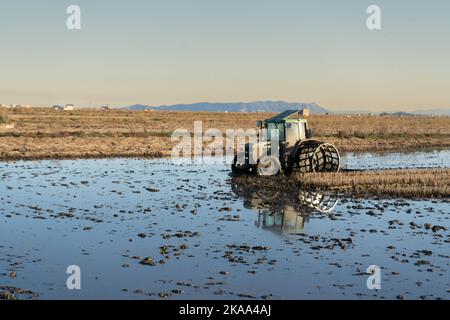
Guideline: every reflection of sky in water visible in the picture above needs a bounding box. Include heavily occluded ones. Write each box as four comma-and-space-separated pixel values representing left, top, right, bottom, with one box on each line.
0, 151, 449, 300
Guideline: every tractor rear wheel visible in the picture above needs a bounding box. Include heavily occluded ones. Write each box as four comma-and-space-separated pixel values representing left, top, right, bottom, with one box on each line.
295, 141, 340, 173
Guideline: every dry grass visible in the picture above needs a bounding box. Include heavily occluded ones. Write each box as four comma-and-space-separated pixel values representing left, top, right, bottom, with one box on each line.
0, 113, 9, 125
0, 107, 449, 160
293, 169, 450, 198
233, 169, 450, 198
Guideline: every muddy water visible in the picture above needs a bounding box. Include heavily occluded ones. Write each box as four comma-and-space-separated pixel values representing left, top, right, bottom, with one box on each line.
0, 151, 449, 300
342, 149, 450, 170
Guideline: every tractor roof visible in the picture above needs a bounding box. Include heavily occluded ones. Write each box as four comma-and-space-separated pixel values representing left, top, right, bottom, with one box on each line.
266, 110, 307, 123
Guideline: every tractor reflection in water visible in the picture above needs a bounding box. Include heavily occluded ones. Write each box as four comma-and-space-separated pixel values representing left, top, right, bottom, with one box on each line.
230, 178, 338, 234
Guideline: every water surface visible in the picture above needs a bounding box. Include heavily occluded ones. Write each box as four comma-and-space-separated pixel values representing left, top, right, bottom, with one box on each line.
0, 151, 449, 300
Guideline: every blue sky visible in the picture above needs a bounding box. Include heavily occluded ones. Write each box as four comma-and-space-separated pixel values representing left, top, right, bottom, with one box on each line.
0, 0, 449, 111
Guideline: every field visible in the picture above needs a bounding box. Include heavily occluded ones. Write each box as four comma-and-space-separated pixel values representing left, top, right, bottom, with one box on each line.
1, 107, 450, 160
1, 157, 448, 300
0, 109, 449, 300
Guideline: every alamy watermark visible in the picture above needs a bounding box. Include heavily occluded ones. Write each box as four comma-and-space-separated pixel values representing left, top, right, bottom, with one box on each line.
67, 5, 81, 30
171, 121, 280, 167
367, 5, 382, 30
366, 265, 381, 290
66, 265, 81, 290
64, 5, 381, 32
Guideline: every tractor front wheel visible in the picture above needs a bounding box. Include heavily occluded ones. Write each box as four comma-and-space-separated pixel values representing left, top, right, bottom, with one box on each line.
256, 155, 281, 176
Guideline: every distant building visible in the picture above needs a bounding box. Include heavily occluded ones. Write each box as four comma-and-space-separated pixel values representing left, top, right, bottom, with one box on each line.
64, 104, 75, 111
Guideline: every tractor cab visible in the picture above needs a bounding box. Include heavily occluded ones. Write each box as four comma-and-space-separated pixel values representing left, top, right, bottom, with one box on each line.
256, 110, 313, 171
259, 109, 312, 147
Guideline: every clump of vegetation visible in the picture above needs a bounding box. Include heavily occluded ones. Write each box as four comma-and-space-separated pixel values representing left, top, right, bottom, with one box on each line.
292, 169, 449, 198
234, 169, 450, 199
0, 113, 10, 124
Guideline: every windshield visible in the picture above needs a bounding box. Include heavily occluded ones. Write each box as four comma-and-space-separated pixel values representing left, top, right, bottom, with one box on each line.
267, 123, 284, 141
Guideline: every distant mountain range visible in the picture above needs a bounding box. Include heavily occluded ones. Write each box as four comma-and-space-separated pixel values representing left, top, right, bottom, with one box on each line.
121, 101, 450, 116
335, 108, 450, 117
122, 101, 330, 114
413, 109, 450, 116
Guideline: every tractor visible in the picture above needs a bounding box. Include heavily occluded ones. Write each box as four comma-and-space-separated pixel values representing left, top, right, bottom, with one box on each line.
231, 110, 340, 176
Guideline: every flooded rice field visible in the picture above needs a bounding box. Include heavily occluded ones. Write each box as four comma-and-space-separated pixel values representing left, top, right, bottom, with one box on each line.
342, 149, 450, 170
0, 150, 449, 300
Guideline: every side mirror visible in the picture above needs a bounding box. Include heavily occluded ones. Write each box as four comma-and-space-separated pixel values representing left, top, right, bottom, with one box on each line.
306, 128, 313, 139
256, 121, 262, 128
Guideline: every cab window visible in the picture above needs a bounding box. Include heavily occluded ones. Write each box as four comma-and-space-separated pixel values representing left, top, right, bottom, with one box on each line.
285, 122, 300, 146
267, 123, 284, 141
